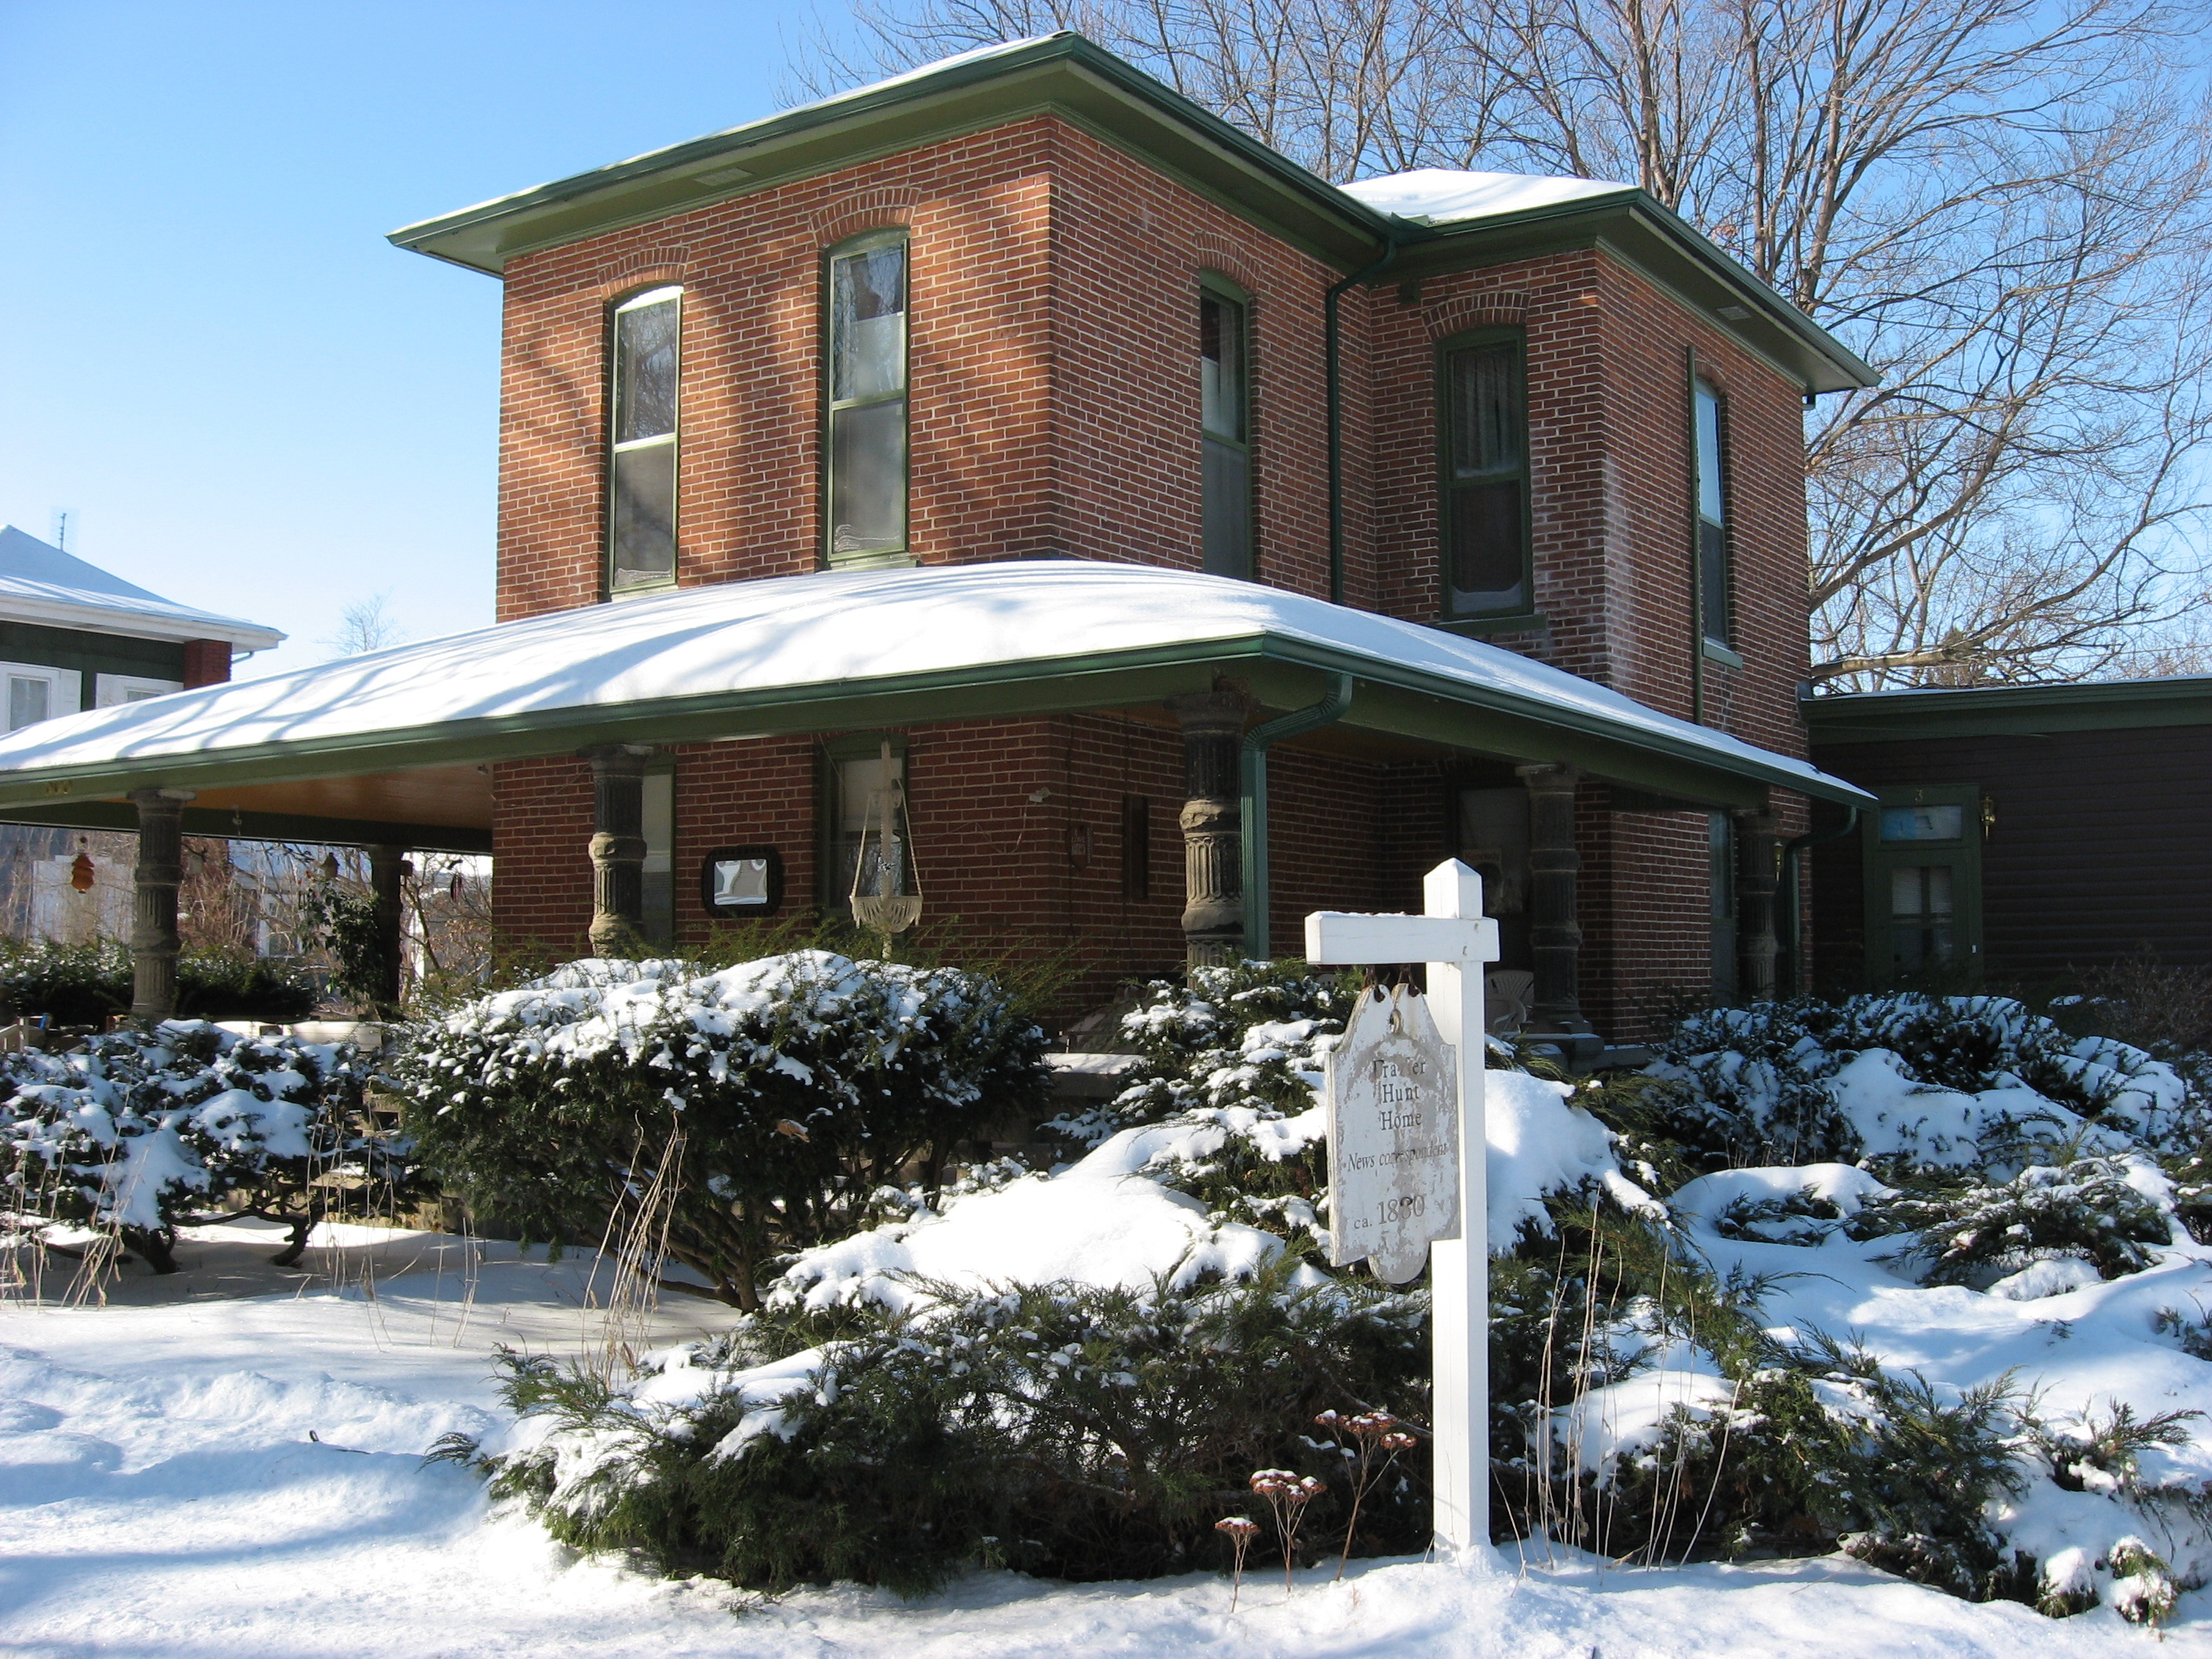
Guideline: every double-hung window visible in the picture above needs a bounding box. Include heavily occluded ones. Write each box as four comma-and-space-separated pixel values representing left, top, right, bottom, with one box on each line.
826, 233, 910, 564
1693, 378, 1730, 646
608, 285, 682, 593
1199, 286, 1251, 577
0, 662, 77, 731
1439, 331, 1531, 619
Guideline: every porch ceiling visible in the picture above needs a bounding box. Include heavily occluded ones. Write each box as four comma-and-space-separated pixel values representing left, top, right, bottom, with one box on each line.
0, 563, 1872, 845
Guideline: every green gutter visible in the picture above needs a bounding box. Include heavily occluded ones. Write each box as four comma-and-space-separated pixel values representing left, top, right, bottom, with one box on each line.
1806, 677, 2212, 742
1240, 673, 1354, 955
0, 632, 1872, 814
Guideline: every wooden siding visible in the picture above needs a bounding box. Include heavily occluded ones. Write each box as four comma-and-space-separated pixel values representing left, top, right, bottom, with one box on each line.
1810, 723, 2212, 985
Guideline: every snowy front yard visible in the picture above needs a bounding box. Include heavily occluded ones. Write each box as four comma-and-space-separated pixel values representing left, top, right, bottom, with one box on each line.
1, 1217, 2207, 1657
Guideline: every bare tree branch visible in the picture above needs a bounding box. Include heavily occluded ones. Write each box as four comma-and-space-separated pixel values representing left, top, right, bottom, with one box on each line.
794, 0, 2212, 687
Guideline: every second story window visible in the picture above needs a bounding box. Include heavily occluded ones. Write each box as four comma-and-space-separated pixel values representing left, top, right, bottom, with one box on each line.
1199, 287, 1251, 577
1694, 377, 1730, 646
609, 285, 682, 594
826, 233, 909, 564
1440, 332, 1530, 619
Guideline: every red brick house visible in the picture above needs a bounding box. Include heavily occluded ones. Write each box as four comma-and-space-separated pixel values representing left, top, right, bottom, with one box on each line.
0, 35, 1871, 1043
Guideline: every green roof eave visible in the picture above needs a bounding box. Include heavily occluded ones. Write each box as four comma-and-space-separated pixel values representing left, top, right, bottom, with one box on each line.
1805, 677, 2212, 743
0, 632, 1873, 817
388, 31, 1870, 396
386, 33, 1397, 276
1391, 194, 1875, 394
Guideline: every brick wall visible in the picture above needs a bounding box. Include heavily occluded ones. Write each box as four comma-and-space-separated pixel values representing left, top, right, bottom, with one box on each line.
483, 109, 1821, 1033
181, 639, 231, 688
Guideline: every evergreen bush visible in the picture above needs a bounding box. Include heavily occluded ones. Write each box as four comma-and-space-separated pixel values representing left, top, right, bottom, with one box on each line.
0, 938, 318, 1026
1648, 991, 2196, 1169
456, 1257, 1429, 1592
1852, 1154, 2175, 1287
0, 1020, 404, 1270
392, 951, 1049, 1307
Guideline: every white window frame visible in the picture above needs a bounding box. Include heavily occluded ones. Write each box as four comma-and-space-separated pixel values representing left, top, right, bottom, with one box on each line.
95, 673, 184, 708
0, 662, 81, 731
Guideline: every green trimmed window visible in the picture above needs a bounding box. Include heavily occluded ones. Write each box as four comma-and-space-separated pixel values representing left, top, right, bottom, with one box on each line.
1439, 331, 1530, 617
1199, 286, 1251, 577
608, 285, 681, 592
1862, 784, 1983, 982
1693, 377, 1730, 646
826, 233, 910, 564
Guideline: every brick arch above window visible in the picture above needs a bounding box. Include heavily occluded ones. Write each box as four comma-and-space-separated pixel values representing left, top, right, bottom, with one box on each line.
1423, 293, 1529, 341
1687, 354, 1738, 396
809, 194, 919, 249
1188, 241, 1265, 299
590, 248, 694, 300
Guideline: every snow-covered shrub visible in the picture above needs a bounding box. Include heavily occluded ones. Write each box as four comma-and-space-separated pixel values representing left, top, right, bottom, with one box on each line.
464, 1257, 1429, 1592
1648, 993, 2195, 1170
1062, 958, 1358, 1141
392, 951, 1048, 1307
1854, 1154, 2177, 1288
0, 1020, 392, 1270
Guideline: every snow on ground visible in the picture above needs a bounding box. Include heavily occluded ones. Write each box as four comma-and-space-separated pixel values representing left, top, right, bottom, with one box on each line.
3, 1216, 2210, 1656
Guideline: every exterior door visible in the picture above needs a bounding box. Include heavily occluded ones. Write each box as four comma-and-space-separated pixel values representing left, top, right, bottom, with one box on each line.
1862, 783, 1983, 984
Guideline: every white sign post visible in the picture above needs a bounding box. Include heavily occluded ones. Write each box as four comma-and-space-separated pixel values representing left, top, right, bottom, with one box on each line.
1306, 859, 1499, 1557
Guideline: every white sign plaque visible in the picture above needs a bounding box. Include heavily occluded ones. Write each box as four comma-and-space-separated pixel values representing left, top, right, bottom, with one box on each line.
1325, 984, 1459, 1284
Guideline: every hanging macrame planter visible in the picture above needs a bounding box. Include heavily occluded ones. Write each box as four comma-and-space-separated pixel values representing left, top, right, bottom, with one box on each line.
848, 739, 922, 943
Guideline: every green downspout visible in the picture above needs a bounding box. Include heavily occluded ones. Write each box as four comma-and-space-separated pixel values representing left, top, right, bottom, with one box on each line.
1326, 237, 1398, 605
1241, 673, 1356, 958
1777, 808, 1859, 997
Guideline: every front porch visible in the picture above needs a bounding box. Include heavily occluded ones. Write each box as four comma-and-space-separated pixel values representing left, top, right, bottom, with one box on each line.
0, 562, 1871, 1039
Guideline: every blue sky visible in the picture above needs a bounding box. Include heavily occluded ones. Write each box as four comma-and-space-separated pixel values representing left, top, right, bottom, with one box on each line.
0, 2, 836, 677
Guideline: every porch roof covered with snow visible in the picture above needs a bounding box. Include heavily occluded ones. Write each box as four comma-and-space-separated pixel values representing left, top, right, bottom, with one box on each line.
0, 562, 1871, 857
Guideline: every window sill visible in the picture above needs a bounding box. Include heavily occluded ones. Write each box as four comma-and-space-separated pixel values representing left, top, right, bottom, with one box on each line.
1434, 610, 1547, 638
824, 551, 917, 573
1701, 639, 1745, 669
608, 579, 679, 602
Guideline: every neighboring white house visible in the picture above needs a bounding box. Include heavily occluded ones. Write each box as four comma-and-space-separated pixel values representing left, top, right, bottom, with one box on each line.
0, 527, 284, 943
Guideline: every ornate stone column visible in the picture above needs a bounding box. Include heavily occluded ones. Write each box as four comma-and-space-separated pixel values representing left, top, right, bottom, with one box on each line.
1166, 690, 1246, 966
1732, 807, 1782, 1003
367, 844, 407, 1013
580, 745, 654, 957
128, 787, 193, 1023
1515, 763, 1590, 1035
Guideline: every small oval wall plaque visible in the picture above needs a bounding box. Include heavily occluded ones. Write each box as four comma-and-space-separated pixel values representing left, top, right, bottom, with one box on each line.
1325, 984, 1459, 1284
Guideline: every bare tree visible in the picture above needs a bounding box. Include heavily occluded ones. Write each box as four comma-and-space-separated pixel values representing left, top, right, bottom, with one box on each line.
801, 0, 2212, 687
320, 591, 409, 661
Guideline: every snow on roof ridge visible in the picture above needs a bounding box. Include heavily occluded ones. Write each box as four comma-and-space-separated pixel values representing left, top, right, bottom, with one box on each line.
0, 526, 284, 648
1340, 168, 1638, 225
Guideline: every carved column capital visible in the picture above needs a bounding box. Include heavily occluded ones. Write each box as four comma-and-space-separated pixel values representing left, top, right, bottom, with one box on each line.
582, 746, 656, 957
1168, 691, 1248, 967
